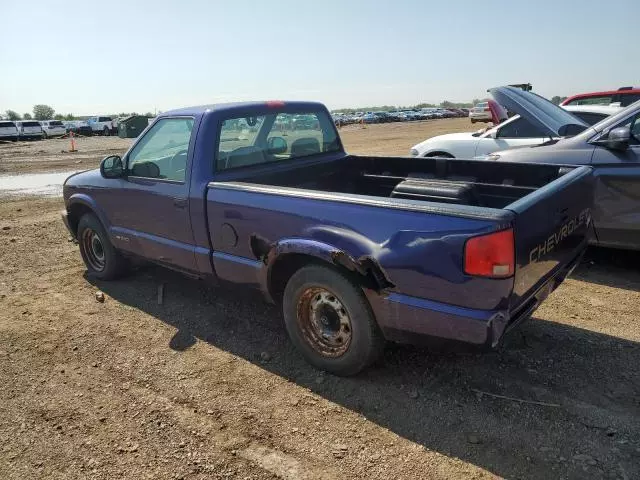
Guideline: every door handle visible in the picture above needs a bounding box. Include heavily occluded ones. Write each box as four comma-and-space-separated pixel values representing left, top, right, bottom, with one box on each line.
173, 197, 188, 209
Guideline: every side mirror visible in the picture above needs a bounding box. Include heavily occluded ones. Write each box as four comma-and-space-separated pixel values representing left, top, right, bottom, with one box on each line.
267, 136, 288, 155
100, 155, 124, 178
599, 126, 631, 151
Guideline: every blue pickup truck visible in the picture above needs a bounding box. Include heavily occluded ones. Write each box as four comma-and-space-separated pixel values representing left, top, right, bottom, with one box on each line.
62, 100, 594, 375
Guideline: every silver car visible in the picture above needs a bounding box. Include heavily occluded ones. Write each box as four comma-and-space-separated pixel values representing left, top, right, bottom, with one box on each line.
485, 86, 640, 251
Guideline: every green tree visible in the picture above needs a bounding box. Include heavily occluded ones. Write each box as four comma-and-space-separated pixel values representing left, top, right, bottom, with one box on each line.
5, 110, 21, 120
54, 114, 65, 120
64, 113, 75, 120
143, 112, 154, 118
550, 95, 567, 105
33, 104, 55, 120
23, 113, 32, 120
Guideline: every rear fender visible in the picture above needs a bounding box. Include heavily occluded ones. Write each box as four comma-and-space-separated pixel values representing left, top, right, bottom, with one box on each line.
256, 237, 393, 302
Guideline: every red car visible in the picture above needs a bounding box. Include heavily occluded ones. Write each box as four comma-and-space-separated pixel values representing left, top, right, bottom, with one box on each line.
561, 87, 640, 107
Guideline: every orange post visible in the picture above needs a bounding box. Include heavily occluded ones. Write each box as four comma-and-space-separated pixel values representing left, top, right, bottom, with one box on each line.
70, 131, 77, 152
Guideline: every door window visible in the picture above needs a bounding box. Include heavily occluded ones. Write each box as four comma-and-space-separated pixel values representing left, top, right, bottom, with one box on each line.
128, 117, 194, 181
571, 112, 609, 126
495, 117, 544, 138
620, 94, 640, 107
630, 116, 640, 145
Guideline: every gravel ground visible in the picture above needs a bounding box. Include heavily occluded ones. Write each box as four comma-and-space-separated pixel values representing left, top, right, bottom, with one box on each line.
0, 119, 639, 479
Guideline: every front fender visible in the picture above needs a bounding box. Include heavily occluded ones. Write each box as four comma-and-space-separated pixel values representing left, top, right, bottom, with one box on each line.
67, 193, 112, 233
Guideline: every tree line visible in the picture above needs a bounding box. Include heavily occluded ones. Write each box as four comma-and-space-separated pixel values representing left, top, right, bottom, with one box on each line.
2, 105, 156, 121
3, 95, 570, 121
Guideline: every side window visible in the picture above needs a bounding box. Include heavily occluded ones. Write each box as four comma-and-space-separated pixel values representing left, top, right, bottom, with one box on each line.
571, 112, 608, 126
621, 94, 640, 107
630, 116, 640, 145
496, 117, 544, 138
128, 117, 194, 181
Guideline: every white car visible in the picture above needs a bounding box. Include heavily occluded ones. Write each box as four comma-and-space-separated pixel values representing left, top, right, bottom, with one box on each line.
410, 104, 622, 159
469, 102, 492, 123
40, 120, 67, 138
87, 116, 116, 136
15, 121, 44, 140
0, 120, 19, 141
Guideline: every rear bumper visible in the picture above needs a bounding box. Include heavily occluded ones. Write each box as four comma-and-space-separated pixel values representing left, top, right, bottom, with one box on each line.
368, 248, 585, 348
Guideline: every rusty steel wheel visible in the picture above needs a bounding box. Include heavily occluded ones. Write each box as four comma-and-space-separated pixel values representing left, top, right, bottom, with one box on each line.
297, 287, 352, 357
283, 265, 385, 375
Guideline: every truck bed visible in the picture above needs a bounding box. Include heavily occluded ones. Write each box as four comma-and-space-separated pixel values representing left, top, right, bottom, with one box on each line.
222, 155, 571, 210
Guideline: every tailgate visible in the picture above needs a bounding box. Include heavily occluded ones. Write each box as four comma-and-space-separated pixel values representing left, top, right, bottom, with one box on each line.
506, 166, 594, 309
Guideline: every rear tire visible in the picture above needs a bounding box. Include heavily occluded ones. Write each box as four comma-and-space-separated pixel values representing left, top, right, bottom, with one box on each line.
282, 265, 384, 376
103, 127, 110, 137
77, 213, 127, 280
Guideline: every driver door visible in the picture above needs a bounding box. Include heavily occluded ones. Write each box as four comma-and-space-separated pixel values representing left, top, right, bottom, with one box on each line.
477, 117, 546, 157
590, 113, 640, 249
108, 116, 198, 272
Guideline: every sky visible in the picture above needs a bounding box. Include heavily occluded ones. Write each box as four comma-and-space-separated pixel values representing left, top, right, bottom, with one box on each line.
1, 0, 639, 116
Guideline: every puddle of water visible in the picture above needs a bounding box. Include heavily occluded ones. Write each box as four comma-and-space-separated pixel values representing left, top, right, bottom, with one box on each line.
0, 170, 80, 197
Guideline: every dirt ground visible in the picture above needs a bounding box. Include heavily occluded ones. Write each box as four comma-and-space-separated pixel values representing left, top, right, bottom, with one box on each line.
0, 119, 639, 480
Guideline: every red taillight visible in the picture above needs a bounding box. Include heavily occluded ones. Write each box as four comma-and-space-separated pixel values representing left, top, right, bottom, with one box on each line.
464, 228, 514, 278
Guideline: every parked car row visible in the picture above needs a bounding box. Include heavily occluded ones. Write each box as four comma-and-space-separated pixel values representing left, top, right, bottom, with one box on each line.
332, 107, 468, 126
0, 115, 118, 141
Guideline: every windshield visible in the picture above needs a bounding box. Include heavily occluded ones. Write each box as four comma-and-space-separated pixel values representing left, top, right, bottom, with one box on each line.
217, 110, 340, 171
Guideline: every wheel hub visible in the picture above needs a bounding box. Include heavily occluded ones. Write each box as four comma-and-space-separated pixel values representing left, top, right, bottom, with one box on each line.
82, 228, 106, 272
297, 287, 352, 357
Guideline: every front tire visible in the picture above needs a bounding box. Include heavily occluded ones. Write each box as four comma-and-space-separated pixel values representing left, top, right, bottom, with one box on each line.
283, 265, 384, 376
77, 213, 127, 280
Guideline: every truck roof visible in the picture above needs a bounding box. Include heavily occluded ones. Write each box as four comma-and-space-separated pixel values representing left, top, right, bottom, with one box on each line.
160, 100, 327, 117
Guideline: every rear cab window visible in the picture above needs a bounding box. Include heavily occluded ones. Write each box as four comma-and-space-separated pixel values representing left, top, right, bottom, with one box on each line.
98, 117, 112, 122
216, 109, 340, 171
0, 122, 16, 128
50, 120, 64, 126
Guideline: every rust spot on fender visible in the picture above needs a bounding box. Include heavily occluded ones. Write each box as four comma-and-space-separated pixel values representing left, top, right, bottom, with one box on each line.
330, 251, 395, 290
